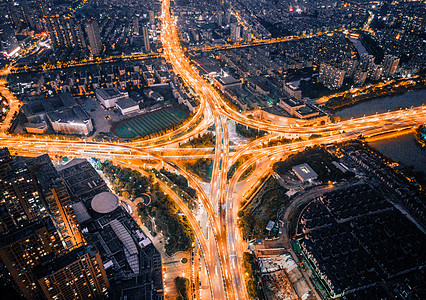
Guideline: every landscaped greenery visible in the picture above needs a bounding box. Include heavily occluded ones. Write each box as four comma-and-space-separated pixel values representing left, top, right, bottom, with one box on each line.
227, 155, 250, 180
243, 252, 261, 300
0, 94, 9, 123
157, 168, 197, 209
137, 184, 195, 255
99, 161, 195, 255
175, 277, 190, 300
227, 155, 255, 181
235, 123, 268, 140
273, 146, 354, 183
185, 158, 212, 180
112, 107, 188, 139
179, 132, 215, 148
99, 160, 150, 199
238, 176, 289, 240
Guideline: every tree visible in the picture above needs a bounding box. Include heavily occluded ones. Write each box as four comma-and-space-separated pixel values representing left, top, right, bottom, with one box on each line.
174, 277, 189, 300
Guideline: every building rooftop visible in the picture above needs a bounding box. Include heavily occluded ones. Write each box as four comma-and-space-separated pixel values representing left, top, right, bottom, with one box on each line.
216, 74, 240, 85
262, 105, 292, 118
46, 106, 91, 125
281, 97, 304, 108
22, 93, 77, 117
91, 192, 120, 214
58, 158, 109, 202
95, 87, 128, 100
292, 163, 318, 181
33, 244, 99, 280
116, 97, 139, 110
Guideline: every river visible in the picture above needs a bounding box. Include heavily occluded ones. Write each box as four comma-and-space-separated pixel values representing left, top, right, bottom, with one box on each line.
334, 89, 426, 173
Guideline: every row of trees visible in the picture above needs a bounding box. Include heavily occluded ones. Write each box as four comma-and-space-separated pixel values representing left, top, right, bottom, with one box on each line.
179, 132, 215, 148
157, 168, 197, 210
243, 252, 262, 299
136, 185, 195, 255
235, 123, 268, 140
325, 75, 426, 110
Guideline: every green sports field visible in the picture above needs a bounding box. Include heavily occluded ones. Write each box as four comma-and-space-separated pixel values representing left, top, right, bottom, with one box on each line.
113, 107, 188, 139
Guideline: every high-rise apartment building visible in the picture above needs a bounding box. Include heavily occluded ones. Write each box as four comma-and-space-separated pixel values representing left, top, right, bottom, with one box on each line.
35, 245, 109, 300
0, 217, 66, 300
216, 12, 223, 27
86, 20, 102, 56
243, 28, 252, 43
27, 155, 83, 249
143, 26, 150, 53
133, 17, 140, 35
319, 63, 346, 90
230, 23, 240, 42
0, 149, 111, 300
1, 26, 20, 58
20, 1, 37, 29
149, 10, 155, 24
43, 15, 70, 49
382, 55, 400, 77
0, 148, 44, 233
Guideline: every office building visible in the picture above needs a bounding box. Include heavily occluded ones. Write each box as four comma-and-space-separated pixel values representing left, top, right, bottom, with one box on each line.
143, 26, 151, 53
35, 244, 109, 300
22, 93, 93, 136
115, 98, 140, 115
283, 83, 302, 100
292, 163, 318, 182
58, 158, 163, 299
86, 20, 102, 56
319, 63, 346, 90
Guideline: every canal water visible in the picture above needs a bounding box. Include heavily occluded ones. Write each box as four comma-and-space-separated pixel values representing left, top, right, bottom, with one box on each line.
334, 89, 426, 173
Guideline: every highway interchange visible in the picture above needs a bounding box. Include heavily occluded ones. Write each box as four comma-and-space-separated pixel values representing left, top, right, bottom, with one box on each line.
0, 0, 425, 299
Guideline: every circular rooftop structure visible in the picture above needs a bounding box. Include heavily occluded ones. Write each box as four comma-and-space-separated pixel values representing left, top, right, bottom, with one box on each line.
91, 192, 119, 214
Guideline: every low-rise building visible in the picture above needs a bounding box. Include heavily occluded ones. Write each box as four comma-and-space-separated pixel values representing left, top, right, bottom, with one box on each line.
213, 73, 242, 92
22, 93, 93, 136
47, 106, 93, 135
292, 163, 318, 182
95, 88, 129, 108
144, 89, 164, 101
115, 98, 140, 115
283, 83, 302, 100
